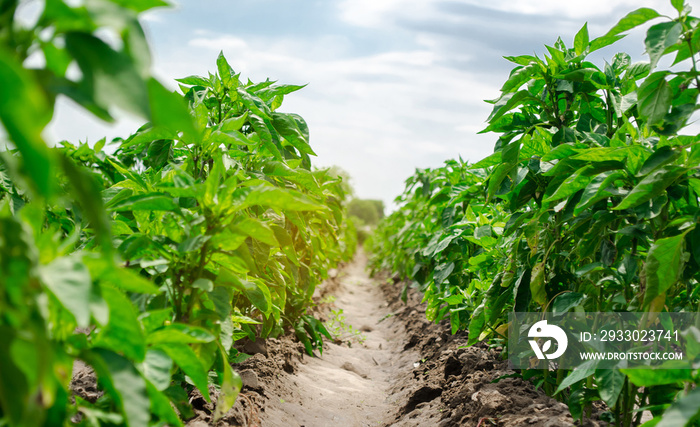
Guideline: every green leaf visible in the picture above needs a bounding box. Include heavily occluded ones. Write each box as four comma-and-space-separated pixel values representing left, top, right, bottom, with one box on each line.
158, 344, 210, 401
595, 369, 625, 408
217, 268, 272, 315
638, 72, 672, 125
40, 255, 92, 328
217, 51, 236, 88
602, 8, 661, 38
141, 349, 173, 391
0, 327, 28, 425
84, 256, 161, 294
95, 285, 147, 362
467, 301, 486, 345
615, 167, 685, 210
147, 324, 216, 345
552, 292, 584, 314
107, 0, 169, 12
242, 186, 323, 211
574, 171, 624, 215
232, 217, 279, 246
175, 75, 209, 86
271, 112, 316, 155
0, 49, 54, 196
530, 262, 546, 305
65, 32, 150, 119
543, 165, 593, 203
147, 78, 199, 139
638, 146, 681, 176
643, 231, 689, 308
574, 23, 589, 56
645, 22, 682, 71
59, 155, 112, 251
656, 388, 700, 427
621, 369, 692, 386
89, 349, 150, 427
146, 382, 183, 427
555, 361, 597, 394
671, 0, 684, 13
109, 194, 180, 212
213, 353, 242, 422
487, 90, 538, 123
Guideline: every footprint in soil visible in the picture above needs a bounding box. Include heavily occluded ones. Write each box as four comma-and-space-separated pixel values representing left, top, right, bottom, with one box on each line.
341, 361, 369, 379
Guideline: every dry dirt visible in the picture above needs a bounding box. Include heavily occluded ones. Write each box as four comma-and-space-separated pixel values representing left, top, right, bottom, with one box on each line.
73, 251, 600, 426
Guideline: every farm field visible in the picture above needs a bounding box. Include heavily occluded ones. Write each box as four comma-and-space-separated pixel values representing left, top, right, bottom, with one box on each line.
1, 0, 700, 426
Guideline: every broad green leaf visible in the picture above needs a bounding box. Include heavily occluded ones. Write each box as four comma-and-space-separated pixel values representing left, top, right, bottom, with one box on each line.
147, 78, 199, 139
621, 368, 692, 386
107, 0, 169, 12
272, 112, 316, 155
213, 353, 242, 422
501, 65, 535, 93
176, 75, 209, 86
574, 23, 589, 56
217, 268, 272, 315
219, 112, 249, 132
60, 154, 112, 251
555, 360, 597, 394
141, 349, 173, 391
656, 388, 700, 427
109, 194, 180, 212
638, 146, 681, 176
242, 186, 323, 211
95, 285, 147, 362
530, 262, 546, 305
643, 231, 689, 308
467, 301, 486, 345
670, 0, 684, 13
638, 72, 672, 125
595, 369, 625, 408
147, 324, 216, 345
645, 22, 682, 70
615, 167, 685, 210
574, 171, 624, 215
552, 292, 584, 314
503, 55, 537, 65
84, 256, 161, 294
146, 382, 183, 427
65, 32, 150, 119
178, 235, 210, 254
602, 8, 661, 38
0, 327, 28, 425
487, 90, 539, 123
89, 349, 150, 427
217, 51, 235, 88
158, 344, 210, 401
0, 49, 54, 196
543, 165, 593, 202
40, 255, 92, 328
232, 217, 279, 246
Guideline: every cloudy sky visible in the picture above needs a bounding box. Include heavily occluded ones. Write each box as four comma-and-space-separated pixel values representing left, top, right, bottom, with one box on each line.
46, 0, 682, 208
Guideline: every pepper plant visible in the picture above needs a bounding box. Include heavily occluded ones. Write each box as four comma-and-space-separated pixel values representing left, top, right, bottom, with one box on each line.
370, 1, 700, 425
0, 0, 355, 425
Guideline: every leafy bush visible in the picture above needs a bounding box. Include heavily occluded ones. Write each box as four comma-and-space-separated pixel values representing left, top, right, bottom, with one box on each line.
370, 1, 700, 425
0, 1, 354, 425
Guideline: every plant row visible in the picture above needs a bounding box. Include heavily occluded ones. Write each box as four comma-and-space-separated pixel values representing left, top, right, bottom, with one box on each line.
0, 1, 354, 425
369, 1, 700, 425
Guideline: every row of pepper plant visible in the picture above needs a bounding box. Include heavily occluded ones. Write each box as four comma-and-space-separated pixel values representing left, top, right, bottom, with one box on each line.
0, 0, 355, 425
369, 1, 700, 425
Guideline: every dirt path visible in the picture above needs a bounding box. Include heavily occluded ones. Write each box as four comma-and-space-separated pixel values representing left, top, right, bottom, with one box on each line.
260, 251, 416, 426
